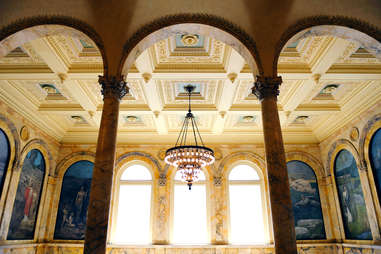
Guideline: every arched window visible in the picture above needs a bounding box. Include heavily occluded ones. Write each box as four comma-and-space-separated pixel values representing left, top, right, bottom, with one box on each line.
0, 128, 10, 196
7, 149, 45, 240
54, 160, 94, 240
334, 149, 372, 240
173, 170, 208, 244
114, 164, 152, 244
287, 160, 325, 240
228, 164, 265, 244
370, 128, 381, 201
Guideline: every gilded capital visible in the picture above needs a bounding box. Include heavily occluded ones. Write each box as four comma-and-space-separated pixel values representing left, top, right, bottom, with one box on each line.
251, 76, 282, 101
98, 75, 129, 100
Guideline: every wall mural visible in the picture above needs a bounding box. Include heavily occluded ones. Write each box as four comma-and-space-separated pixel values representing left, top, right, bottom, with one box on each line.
287, 160, 325, 240
54, 160, 93, 240
334, 149, 372, 240
0, 128, 10, 196
7, 149, 45, 240
370, 128, 381, 202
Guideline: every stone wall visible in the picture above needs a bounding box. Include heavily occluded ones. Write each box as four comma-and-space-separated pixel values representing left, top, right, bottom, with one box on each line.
0, 100, 60, 244
1, 99, 381, 252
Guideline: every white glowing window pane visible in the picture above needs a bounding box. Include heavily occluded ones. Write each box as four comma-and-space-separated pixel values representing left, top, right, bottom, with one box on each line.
114, 185, 151, 244
173, 184, 208, 244
229, 165, 259, 180
174, 170, 206, 181
229, 185, 265, 244
121, 165, 152, 180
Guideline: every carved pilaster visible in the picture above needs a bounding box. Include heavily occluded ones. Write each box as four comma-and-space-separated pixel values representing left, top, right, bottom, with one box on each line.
251, 76, 282, 101
158, 174, 167, 186
98, 75, 129, 100
213, 176, 223, 186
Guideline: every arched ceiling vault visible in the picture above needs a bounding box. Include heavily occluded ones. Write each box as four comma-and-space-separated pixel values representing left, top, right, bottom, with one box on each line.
0, 0, 380, 75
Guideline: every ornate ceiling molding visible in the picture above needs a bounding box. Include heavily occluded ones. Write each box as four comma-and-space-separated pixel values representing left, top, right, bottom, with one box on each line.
273, 15, 381, 76
0, 15, 107, 73
119, 13, 262, 76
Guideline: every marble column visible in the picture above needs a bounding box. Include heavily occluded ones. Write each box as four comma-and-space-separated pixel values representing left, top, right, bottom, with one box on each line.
84, 76, 128, 254
252, 76, 297, 254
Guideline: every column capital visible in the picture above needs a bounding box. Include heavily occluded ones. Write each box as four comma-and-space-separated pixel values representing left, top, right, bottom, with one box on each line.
98, 75, 129, 100
251, 76, 282, 101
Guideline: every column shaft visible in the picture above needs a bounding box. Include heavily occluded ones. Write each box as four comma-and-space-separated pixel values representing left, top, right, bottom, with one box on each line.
253, 76, 297, 254
84, 76, 128, 254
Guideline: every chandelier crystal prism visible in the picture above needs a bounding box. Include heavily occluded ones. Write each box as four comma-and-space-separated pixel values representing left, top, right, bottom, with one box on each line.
165, 85, 215, 190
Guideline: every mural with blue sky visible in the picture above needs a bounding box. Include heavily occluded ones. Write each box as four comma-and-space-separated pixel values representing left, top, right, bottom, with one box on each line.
287, 160, 325, 240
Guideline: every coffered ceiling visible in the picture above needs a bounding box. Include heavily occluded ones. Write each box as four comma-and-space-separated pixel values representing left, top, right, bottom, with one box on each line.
0, 32, 380, 144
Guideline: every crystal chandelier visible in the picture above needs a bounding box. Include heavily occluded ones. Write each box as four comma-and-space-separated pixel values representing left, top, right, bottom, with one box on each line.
165, 85, 215, 190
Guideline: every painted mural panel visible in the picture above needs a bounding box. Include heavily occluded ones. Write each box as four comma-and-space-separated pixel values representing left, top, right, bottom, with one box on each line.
287, 160, 325, 240
370, 129, 381, 201
0, 128, 10, 196
54, 160, 93, 240
334, 149, 372, 240
7, 149, 45, 240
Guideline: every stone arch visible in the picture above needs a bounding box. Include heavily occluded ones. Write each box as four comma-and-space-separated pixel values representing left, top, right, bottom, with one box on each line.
55, 151, 95, 178
116, 151, 162, 179
119, 13, 262, 76
285, 151, 325, 179
218, 151, 266, 179
285, 151, 330, 240
326, 138, 362, 175
359, 113, 381, 168
0, 15, 107, 73
0, 114, 20, 226
55, 152, 95, 178
274, 16, 381, 76
0, 113, 20, 181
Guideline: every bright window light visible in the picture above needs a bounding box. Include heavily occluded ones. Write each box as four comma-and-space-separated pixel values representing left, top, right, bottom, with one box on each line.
173, 171, 208, 244
229, 164, 259, 180
114, 165, 152, 244
229, 165, 265, 244
121, 164, 152, 180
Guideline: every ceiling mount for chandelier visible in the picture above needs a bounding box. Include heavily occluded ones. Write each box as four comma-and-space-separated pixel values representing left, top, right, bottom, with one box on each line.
165, 85, 215, 190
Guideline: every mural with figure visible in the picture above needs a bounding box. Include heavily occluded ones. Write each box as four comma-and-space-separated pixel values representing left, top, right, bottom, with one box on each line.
335, 149, 372, 240
287, 160, 325, 240
0, 128, 10, 196
7, 149, 45, 240
54, 160, 93, 240
370, 129, 381, 201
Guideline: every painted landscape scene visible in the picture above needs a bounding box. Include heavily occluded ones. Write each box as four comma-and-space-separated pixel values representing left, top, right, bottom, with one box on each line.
287, 160, 325, 240
335, 149, 372, 240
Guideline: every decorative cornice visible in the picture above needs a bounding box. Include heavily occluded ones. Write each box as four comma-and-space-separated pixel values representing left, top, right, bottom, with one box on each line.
119, 13, 262, 75
0, 15, 107, 73
251, 76, 282, 101
273, 15, 381, 76
98, 75, 129, 100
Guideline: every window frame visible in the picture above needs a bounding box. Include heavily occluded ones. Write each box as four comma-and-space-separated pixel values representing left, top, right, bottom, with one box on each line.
111, 161, 154, 245
226, 161, 268, 245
